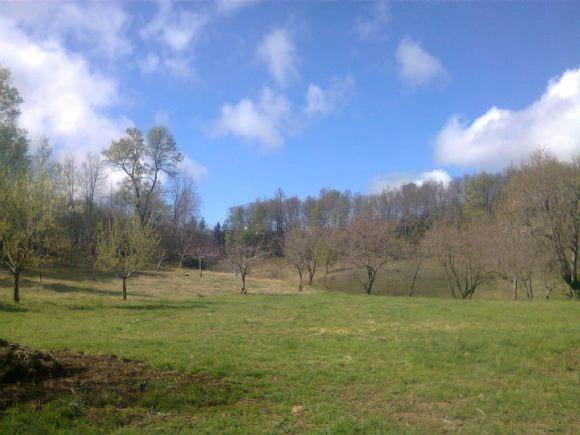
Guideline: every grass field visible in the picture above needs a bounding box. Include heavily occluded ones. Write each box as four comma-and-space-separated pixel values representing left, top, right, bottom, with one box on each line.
0, 267, 579, 433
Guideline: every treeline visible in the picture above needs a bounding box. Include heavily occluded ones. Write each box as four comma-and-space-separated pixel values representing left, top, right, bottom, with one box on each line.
1, 66, 579, 302
0, 67, 221, 302
224, 158, 579, 299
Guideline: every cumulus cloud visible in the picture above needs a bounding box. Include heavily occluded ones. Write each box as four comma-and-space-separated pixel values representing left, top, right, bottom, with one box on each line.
305, 75, 355, 117
179, 155, 208, 181
211, 87, 293, 150
396, 37, 448, 88
372, 169, 452, 193
355, 0, 389, 41
435, 68, 580, 170
0, 16, 130, 158
0, 2, 133, 59
140, 0, 208, 52
257, 28, 298, 86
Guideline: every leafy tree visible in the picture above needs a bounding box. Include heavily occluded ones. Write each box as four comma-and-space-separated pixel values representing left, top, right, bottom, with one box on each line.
0, 67, 28, 174
96, 216, 159, 300
103, 126, 182, 223
0, 173, 57, 303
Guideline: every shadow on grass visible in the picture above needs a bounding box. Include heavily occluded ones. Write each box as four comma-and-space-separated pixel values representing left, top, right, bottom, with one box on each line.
36, 270, 117, 283
115, 301, 216, 311
40, 282, 152, 298
0, 303, 29, 313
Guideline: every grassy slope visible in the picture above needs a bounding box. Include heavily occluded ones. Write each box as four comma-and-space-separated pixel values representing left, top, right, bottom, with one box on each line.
0, 268, 578, 433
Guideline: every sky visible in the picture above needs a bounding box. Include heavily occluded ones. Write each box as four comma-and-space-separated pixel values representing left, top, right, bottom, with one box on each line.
0, 0, 579, 224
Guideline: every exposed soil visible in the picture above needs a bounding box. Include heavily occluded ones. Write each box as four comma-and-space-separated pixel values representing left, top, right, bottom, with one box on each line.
0, 339, 204, 411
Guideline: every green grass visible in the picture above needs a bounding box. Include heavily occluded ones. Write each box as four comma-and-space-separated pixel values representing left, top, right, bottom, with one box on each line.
0, 268, 579, 433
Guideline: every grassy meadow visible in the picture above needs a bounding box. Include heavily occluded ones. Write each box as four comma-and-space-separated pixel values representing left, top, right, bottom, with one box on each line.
0, 267, 578, 433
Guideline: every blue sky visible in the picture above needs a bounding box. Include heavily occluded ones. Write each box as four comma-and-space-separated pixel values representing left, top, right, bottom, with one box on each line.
1, 1, 579, 223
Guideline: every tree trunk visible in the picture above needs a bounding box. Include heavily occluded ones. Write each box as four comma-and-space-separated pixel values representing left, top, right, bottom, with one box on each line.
366, 267, 375, 295
322, 267, 329, 289
199, 257, 203, 278
240, 270, 247, 295
512, 278, 518, 300
308, 265, 316, 286
13, 270, 20, 304
122, 277, 127, 301
298, 269, 303, 291
409, 257, 422, 297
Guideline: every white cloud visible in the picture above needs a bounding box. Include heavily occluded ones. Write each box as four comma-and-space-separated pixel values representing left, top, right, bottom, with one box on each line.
211, 87, 293, 150
372, 169, 452, 193
396, 37, 448, 88
215, 0, 260, 15
435, 68, 580, 170
179, 156, 208, 181
355, 0, 389, 41
140, 0, 208, 52
0, 2, 133, 59
305, 75, 355, 117
0, 17, 130, 158
257, 28, 298, 86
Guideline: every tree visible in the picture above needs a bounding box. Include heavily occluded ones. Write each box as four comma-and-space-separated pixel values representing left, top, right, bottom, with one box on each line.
284, 227, 310, 291
191, 235, 220, 278
488, 211, 539, 300
503, 152, 580, 298
345, 215, 400, 295
96, 216, 159, 300
225, 231, 261, 295
424, 221, 491, 299
103, 126, 182, 223
79, 152, 107, 250
168, 172, 200, 267
0, 173, 57, 303
315, 227, 341, 288
0, 67, 28, 174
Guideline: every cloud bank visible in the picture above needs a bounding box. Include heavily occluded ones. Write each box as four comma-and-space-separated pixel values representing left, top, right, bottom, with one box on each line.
372, 169, 452, 193
435, 68, 580, 170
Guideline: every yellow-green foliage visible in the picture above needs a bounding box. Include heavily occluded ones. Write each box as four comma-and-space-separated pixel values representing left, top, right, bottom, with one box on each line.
96, 216, 159, 291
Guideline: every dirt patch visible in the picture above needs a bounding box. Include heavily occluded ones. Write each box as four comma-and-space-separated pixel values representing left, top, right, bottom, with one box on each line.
0, 339, 218, 412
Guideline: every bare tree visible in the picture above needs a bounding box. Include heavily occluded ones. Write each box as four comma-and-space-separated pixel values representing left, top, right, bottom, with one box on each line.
503, 152, 579, 298
168, 172, 200, 267
316, 227, 341, 288
191, 234, 220, 278
284, 227, 310, 291
79, 152, 107, 250
488, 211, 538, 300
225, 233, 261, 295
345, 215, 400, 295
424, 221, 491, 299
